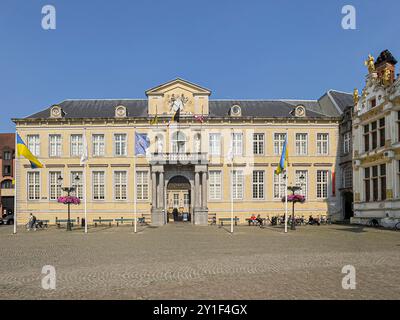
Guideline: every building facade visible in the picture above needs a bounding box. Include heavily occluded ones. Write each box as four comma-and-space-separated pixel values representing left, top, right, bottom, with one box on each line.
0, 133, 15, 217
13, 79, 352, 226
353, 50, 400, 223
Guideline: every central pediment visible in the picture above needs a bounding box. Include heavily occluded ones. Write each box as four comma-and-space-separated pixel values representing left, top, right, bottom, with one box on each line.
146, 78, 211, 116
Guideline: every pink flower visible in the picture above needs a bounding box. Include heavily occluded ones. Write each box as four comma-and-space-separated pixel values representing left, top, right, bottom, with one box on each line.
281, 194, 305, 203
57, 196, 81, 205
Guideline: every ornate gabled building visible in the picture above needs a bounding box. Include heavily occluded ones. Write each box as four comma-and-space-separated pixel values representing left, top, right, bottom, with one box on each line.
352, 50, 400, 223
12, 78, 351, 226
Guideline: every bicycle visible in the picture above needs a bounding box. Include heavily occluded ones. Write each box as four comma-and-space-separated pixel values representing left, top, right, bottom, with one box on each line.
367, 218, 380, 228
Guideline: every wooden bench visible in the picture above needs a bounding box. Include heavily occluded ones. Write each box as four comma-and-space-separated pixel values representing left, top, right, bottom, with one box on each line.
56, 219, 76, 228
93, 218, 113, 227
245, 218, 267, 226
114, 217, 146, 226
218, 217, 239, 227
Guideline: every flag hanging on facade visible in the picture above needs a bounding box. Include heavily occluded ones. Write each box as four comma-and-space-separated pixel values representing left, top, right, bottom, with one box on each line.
194, 114, 204, 123
275, 137, 288, 175
150, 113, 158, 126
135, 132, 150, 155
80, 133, 89, 165
16, 134, 43, 169
168, 108, 180, 126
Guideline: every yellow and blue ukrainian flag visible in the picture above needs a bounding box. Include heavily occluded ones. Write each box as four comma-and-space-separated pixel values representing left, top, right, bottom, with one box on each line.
275, 137, 288, 175
17, 134, 43, 169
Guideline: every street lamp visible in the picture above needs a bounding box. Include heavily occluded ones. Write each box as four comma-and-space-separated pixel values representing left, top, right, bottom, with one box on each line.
58, 175, 79, 231
286, 174, 305, 230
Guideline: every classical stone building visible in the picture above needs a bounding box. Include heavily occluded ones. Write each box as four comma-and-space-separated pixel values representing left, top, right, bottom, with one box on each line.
13, 79, 352, 226
0, 133, 15, 217
352, 50, 400, 223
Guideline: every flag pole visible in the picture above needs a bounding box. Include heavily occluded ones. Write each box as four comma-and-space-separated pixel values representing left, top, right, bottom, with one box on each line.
13, 131, 18, 235
230, 128, 234, 234
83, 128, 88, 234
284, 169, 288, 233
134, 128, 137, 234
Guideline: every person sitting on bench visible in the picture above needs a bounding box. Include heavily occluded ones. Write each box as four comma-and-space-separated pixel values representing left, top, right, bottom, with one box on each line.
256, 214, 263, 227
249, 214, 257, 225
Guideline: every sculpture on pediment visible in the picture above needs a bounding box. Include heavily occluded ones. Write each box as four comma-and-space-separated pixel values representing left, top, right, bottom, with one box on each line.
169, 94, 189, 113
194, 134, 201, 153
364, 54, 376, 74
155, 135, 164, 153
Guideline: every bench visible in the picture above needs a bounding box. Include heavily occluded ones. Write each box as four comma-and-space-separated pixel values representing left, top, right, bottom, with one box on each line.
218, 217, 239, 227
114, 217, 146, 226
93, 218, 113, 227
208, 214, 217, 226
56, 219, 76, 228
37, 220, 49, 228
246, 218, 267, 227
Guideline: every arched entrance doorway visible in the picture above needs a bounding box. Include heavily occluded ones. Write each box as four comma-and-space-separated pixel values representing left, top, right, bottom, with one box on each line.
166, 175, 191, 222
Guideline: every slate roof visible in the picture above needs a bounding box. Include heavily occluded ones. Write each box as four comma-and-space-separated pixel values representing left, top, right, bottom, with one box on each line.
328, 90, 354, 112
22, 97, 349, 121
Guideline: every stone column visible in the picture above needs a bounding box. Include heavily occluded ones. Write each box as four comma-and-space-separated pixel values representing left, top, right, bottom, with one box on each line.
201, 171, 207, 208
194, 171, 200, 208
159, 171, 164, 208
152, 172, 157, 208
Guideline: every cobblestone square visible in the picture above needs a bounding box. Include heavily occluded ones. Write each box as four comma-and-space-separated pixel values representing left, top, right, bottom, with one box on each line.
0, 224, 399, 300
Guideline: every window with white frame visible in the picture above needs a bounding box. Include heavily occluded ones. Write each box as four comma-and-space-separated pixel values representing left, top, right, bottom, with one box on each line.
27, 172, 40, 200
342, 167, 352, 189
136, 171, 149, 200
316, 133, 329, 155
253, 133, 264, 155
171, 131, 186, 154
274, 133, 286, 155
49, 134, 62, 157
114, 171, 127, 200
184, 193, 189, 206
93, 134, 105, 157
27, 135, 40, 157
92, 171, 105, 200
49, 171, 62, 201
232, 170, 243, 200
71, 171, 83, 199
317, 170, 329, 198
295, 133, 308, 155
273, 172, 286, 199
70, 134, 83, 157
343, 132, 351, 154
295, 170, 308, 198
209, 133, 221, 156
114, 134, 127, 156
209, 171, 222, 200
232, 133, 243, 156
252, 170, 264, 199
173, 194, 179, 207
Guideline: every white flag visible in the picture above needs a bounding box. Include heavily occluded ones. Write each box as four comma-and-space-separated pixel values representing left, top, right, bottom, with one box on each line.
80, 133, 88, 165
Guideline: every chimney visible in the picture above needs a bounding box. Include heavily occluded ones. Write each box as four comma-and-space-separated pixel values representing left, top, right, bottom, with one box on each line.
375, 49, 398, 85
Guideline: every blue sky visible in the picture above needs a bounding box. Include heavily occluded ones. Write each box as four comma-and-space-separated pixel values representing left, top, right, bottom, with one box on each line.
0, 0, 399, 132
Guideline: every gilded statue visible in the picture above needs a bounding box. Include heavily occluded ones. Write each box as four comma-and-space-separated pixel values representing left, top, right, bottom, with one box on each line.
353, 88, 359, 105
382, 68, 391, 86
364, 54, 375, 73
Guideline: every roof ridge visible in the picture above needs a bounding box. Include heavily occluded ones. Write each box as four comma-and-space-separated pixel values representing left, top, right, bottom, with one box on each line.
210, 99, 318, 102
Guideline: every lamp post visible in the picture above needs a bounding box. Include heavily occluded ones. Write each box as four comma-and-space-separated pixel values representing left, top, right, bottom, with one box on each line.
286, 174, 305, 230
58, 175, 79, 231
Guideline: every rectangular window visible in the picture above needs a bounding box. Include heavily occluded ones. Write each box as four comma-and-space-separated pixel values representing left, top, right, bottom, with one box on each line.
398, 112, 400, 142
232, 133, 243, 156
27, 135, 40, 157
253, 133, 265, 155
49, 134, 62, 157
380, 164, 386, 201
343, 132, 351, 154
316, 133, 329, 155
295, 170, 308, 198
317, 170, 328, 199
92, 171, 105, 200
371, 121, 378, 150
364, 124, 370, 152
232, 170, 243, 200
173, 194, 179, 207
184, 193, 189, 206
342, 167, 353, 189
114, 171, 127, 200
252, 170, 264, 199
70, 134, 83, 157
364, 167, 370, 202
49, 172, 62, 201
273, 173, 286, 199
93, 134, 105, 157
209, 171, 222, 200
372, 165, 379, 201
27, 172, 40, 200
3, 151, 12, 160
3, 165, 11, 176
274, 133, 286, 155
71, 171, 83, 199
114, 134, 127, 156
136, 171, 149, 200
379, 118, 385, 148
209, 133, 221, 156
295, 133, 308, 155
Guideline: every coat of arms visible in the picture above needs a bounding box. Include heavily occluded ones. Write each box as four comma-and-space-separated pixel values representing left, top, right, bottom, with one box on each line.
169, 94, 189, 113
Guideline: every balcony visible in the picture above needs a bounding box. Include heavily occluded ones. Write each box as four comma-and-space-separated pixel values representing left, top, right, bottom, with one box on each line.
150, 153, 208, 165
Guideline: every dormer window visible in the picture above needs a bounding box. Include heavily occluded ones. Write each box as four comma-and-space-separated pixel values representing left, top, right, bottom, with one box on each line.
230, 105, 241, 117
115, 105, 127, 118
50, 105, 64, 119
369, 97, 377, 109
